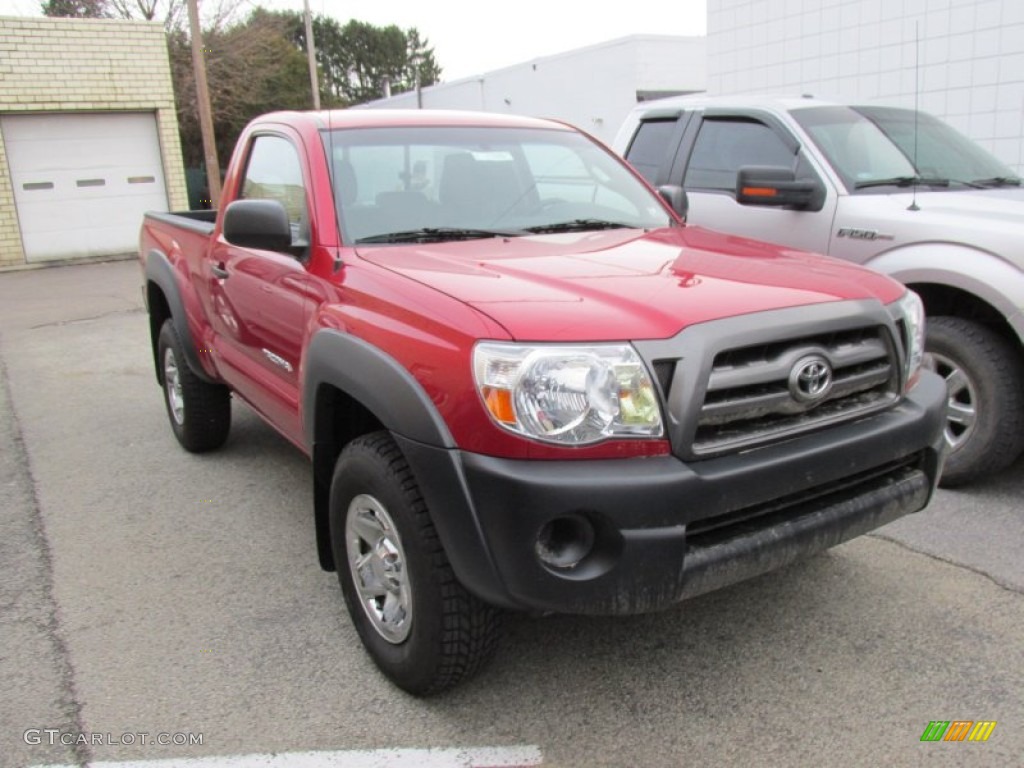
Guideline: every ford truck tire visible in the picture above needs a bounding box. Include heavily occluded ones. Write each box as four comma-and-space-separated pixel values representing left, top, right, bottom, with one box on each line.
924, 316, 1024, 485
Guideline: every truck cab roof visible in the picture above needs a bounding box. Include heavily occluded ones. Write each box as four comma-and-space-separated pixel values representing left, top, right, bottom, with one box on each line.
251, 108, 577, 133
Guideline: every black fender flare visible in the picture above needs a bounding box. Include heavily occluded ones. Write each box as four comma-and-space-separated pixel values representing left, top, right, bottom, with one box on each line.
303, 330, 510, 604
302, 329, 456, 450
304, 329, 455, 570
144, 250, 217, 384
299, 331, 452, 573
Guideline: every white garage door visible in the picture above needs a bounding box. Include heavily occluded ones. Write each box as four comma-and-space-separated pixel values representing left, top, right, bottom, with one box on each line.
2, 112, 169, 262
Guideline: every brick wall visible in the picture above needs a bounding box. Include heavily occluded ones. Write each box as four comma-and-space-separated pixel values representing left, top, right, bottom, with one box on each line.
0, 16, 187, 267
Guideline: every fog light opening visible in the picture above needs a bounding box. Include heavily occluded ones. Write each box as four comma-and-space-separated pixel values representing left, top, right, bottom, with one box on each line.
535, 515, 596, 570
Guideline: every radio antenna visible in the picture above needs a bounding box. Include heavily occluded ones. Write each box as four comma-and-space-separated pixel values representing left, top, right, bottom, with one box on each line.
321, 1, 343, 272
908, 21, 921, 212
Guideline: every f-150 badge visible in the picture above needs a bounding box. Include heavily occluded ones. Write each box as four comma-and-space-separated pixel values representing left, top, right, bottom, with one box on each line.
836, 227, 895, 241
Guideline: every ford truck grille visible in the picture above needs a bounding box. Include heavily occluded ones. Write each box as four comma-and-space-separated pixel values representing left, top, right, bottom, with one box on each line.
692, 326, 900, 456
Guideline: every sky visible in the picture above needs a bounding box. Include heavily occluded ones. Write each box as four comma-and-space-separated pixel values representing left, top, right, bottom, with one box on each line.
0, 0, 707, 81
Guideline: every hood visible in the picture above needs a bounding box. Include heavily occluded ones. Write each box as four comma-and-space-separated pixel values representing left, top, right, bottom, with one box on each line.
836, 187, 1024, 271
355, 227, 903, 341
882, 187, 1024, 226
843, 188, 1024, 248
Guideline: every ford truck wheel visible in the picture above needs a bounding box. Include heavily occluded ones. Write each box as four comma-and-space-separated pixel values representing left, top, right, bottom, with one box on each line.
329, 431, 501, 695
924, 316, 1024, 486
157, 320, 231, 452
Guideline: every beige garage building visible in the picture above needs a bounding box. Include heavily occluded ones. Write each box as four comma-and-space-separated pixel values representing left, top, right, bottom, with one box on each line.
0, 15, 187, 268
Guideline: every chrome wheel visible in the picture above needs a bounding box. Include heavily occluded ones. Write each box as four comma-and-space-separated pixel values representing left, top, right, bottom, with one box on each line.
345, 493, 413, 644
163, 346, 185, 426
924, 350, 977, 452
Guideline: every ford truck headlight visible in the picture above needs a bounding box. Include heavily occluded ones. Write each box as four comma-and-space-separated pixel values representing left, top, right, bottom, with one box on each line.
473, 342, 664, 444
897, 289, 925, 391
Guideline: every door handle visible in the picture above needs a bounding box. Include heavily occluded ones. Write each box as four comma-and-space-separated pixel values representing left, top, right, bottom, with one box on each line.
212, 263, 229, 279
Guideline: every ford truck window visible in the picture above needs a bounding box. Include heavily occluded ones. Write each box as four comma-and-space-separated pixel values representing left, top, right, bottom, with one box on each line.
684, 118, 797, 191
854, 106, 1021, 188
625, 118, 680, 184
792, 106, 1021, 191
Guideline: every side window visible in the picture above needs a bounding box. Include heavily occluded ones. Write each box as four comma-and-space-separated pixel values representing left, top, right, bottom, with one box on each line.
241, 135, 309, 243
684, 119, 797, 192
624, 119, 679, 184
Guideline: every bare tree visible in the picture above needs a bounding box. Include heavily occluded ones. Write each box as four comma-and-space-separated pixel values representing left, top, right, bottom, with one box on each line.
41, 0, 111, 18
107, 0, 162, 21
169, 11, 311, 168
98, 0, 242, 31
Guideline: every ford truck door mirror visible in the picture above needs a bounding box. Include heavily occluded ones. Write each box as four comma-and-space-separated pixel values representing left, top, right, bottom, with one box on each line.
735, 166, 818, 210
223, 199, 292, 252
657, 185, 689, 221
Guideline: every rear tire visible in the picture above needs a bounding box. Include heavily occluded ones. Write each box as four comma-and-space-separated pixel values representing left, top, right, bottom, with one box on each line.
924, 316, 1024, 487
330, 431, 501, 695
157, 320, 231, 452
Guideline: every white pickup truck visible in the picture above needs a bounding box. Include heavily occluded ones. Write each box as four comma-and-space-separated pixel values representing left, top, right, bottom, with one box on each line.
614, 95, 1024, 486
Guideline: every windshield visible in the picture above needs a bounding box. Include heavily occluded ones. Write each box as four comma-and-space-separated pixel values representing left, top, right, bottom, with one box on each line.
321, 125, 672, 244
791, 106, 1020, 192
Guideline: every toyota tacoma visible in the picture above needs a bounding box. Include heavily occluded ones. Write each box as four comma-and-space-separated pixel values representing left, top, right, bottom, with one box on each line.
141, 109, 946, 694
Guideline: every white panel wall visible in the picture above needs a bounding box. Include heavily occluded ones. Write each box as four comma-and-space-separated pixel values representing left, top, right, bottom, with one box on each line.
708, 0, 1024, 172
366, 36, 706, 146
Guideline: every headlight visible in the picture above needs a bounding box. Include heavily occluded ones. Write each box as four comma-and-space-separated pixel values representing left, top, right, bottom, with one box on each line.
897, 289, 925, 391
472, 342, 664, 444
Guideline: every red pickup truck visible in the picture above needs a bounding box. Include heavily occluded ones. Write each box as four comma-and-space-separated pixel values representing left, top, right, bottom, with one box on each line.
140, 109, 946, 695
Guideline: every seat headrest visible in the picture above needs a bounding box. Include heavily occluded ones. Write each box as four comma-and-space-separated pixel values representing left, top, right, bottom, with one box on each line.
439, 153, 477, 208
333, 158, 358, 205
439, 153, 525, 225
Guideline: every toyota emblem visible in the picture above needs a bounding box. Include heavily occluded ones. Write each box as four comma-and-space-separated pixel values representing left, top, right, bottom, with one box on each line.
789, 355, 833, 403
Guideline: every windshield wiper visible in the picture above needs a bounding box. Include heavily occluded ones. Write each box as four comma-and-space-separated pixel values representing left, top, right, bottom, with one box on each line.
854, 175, 951, 190
854, 176, 990, 190
523, 219, 636, 234
972, 176, 1022, 187
355, 227, 524, 244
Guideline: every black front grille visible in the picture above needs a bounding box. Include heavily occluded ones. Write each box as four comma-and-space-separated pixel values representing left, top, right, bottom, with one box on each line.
691, 325, 900, 456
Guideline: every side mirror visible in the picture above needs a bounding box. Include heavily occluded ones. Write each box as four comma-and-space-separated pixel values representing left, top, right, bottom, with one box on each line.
222, 199, 292, 252
735, 166, 818, 210
657, 184, 689, 221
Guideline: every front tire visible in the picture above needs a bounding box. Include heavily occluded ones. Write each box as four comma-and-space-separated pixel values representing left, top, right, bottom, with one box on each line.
157, 320, 231, 452
330, 431, 501, 695
924, 316, 1024, 487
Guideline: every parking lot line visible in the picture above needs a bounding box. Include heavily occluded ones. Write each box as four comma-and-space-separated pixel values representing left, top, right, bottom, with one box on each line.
32, 745, 544, 768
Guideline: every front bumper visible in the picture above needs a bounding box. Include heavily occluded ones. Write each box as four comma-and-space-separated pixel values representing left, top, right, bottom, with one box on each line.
396, 370, 947, 615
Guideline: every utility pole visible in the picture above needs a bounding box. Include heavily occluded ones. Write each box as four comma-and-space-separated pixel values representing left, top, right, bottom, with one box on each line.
304, 0, 320, 110
187, 0, 221, 208
414, 53, 423, 109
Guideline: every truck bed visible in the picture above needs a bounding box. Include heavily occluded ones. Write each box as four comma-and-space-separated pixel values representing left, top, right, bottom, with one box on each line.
144, 209, 217, 236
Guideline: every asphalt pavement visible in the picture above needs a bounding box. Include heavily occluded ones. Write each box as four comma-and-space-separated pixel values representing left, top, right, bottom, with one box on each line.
1, 259, 1021, 768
